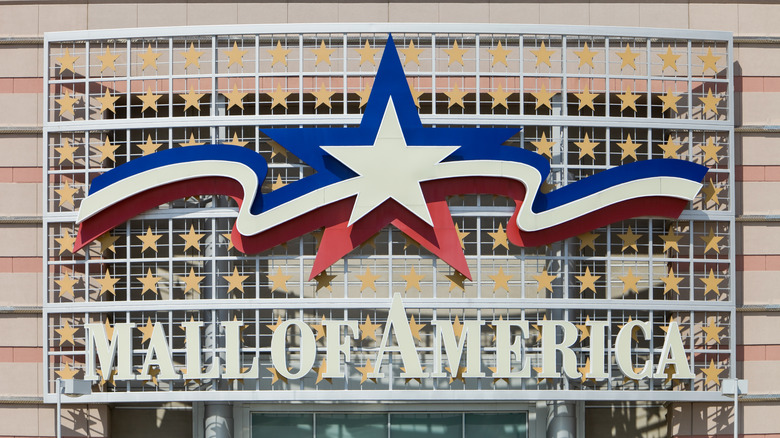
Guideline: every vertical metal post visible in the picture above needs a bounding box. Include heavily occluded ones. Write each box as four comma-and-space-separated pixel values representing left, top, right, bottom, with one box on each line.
205, 402, 234, 438
55, 378, 62, 438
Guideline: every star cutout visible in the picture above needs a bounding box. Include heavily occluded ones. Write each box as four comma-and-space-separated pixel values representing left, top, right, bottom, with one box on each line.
443, 40, 468, 66
532, 366, 547, 383
619, 268, 641, 294
531, 132, 555, 158
56, 91, 78, 117
182, 43, 205, 69
659, 135, 683, 159
574, 42, 598, 68
268, 40, 291, 66
138, 87, 161, 112
446, 270, 468, 291
55, 138, 78, 164
661, 268, 683, 295
578, 231, 599, 251
55, 182, 78, 206
616, 44, 640, 70
701, 269, 723, 298
355, 41, 379, 66
444, 84, 467, 108
310, 316, 326, 341
270, 174, 286, 191
574, 133, 599, 160
179, 86, 205, 111
56, 271, 78, 298
137, 227, 162, 252
359, 315, 382, 341
445, 366, 467, 384
488, 83, 512, 109
401, 266, 424, 292
409, 85, 424, 108
487, 41, 511, 67
574, 86, 598, 111
95, 89, 120, 114
401, 366, 426, 384
139, 44, 161, 71
402, 233, 420, 250
660, 226, 683, 252
223, 267, 249, 294
617, 226, 642, 252
616, 134, 641, 161
658, 88, 682, 113
699, 89, 721, 115
455, 223, 469, 250
179, 225, 205, 252
617, 87, 640, 112
180, 268, 204, 295
267, 367, 289, 384
224, 41, 247, 68
578, 358, 594, 383
487, 366, 509, 384
97, 46, 120, 72
267, 267, 292, 293
55, 229, 76, 255
96, 268, 119, 296
400, 40, 424, 66
532, 314, 548, 343
94, 137, 120, 162
488, 223, 509, 250
700, 137, 722, 163
700, 227, 724, 254
409, 315, 426, 341
356, 85, 372, 108
311, 41, 335, 66
138, 135, 162, 156
222, 85, 248, 110
489, 267, 513, 292
355, 359, 377, 384
267, 84, 291, 108
266, 316, 284, 332
576, 267, 600, 294
575, 315, 591, 342
56, 363, 79, 380
617, 316, 640, 343
138, 268, 162, 295
658, 46, 681, 71
313, 271, 336, 291
312, 83, 334, 108
701, 359, 723, 386
137, 317, 155, 343
313, 358, 332, 384
534, 269, 556, 293
56, 320, 78, 345
531, 84, 556, 110
222, 232, 234, 250
56, 48, 78, 74
701, 318, 724, 344
356, 267, 380, 292
531, 42, 555, 67
701, 180, 723, 206
698, 48, 721, 74
451, 315, 464, 338
226, 132, 248, 147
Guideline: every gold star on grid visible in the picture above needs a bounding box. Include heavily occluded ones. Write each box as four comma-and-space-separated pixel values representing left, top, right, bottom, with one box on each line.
698, 48, 721, 74
266, 316, 283, 332
446, 270, 468, 291
55, 91, 78, 117
659, 135, 683, 159
267, 267, 292, 293
97, 46, 120, 72
94, 137, 120, 162
445, 84, 467, 108
488, 84, 512, 109
617, 226, 642, 252
400, 40, 424, 66
660, 226, 683, 252
359, 315, 382, 341
138, 268, 162, 295
313, 358, 333, 384
409, 315, 426, 341
616, 44, 640, 70
270, 141, 288, 159
402, 233, 420, 250
356, 85, 371, 108
55, 138, 78, 165
356, 267, 380, 292
138, 227, 162, 252
55, 229, 76, 255
268, 40, 291, 67
221, 232, 234, 250
179, 86, 205, 111
451, 315, 464, 338
531, 84, 556, 110
574, 133, 599, 160
180, 225, 204, 252
138, 87, 161, 112
578, 231, 599, 251
659, 88, 681, 113
268, 84, 291, 109
409, 85, 424, 108
56, 48, 78, 74
701, 359, 723, 386
619, 268, 641, 294
401, 266, 425, 292
443, 40, 468, 66
96, 268, 119, 296
401, 366, 426, 384
311, 41, 335, 66
617, 316, 639, 343
701, 269, 723, 298
312, 84, 335, 108
56, 271, 78, 298
356, 359, 378, 384
56, 363, 79, 380
532, 367, 547, 383
575, 315, 591, 342
701, 180, 723, 206
138, 135, 162, 156
314, 271, 336, 291
531, 132, 555, 158
455, 223, 469, 250
701, 318, 724, 344
487, 41, 511, 67
182, 268, 205, 295
139, 44, 161, 71
661, 268, 683, 295
222, 85, 248, 110
576, 267, 600, 294
226, 132, 248, 147
533, 269, 556, 293
55, 181, 78, 207
700, 137, 722, 163
445, 366, 467, 384
489, 267, 513, 292
355, 41, 379, 66
269, 174, 286, 191
658, 46, 681, 71
531, 42, 555, 67
56, 319, 78, 346
267, 367, 288, 384
223, 267, 249, 294
182, 43, 205, 69
574, 86, 598, 111
617, 87, 640, 112
616, 134, 641, 161
224, 42, 247, 68
488, 223, 509, 250
699, 89, 721, 115
96, 89, 120, 114
700, 227, 724, 254
532, 314, 548, 343
574, 42, 598, 68
578, 358, 595, 383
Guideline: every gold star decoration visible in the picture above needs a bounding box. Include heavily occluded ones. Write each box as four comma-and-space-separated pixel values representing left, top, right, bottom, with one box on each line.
576, 267, 600, 294
222, 232, 234, 250
139, 366, 161, 387
356, 267, 380, 292
55, 91, 78, 117
617, 226, 642, 252
700, 137, 722, 163
488, 223, 509, 250
267, 367, 289, 384
574, 86, 598, 111
98, 367, 119, 387
95, 89, 120, 114
55, 138, 78, 165
409, 315, 426, 341
574, 133, 599, 160
355, 41, 379, 66
55, 271, 78, 298
356, 359, 377, 384
575, 315, 591, 342
179, 86, 205, 111
700, 227, 724, 254
401, 366, 426, 384
698, 47, 721, 74
489, 267, 513, 292
533, 269, 556, 293
311, 316, 326, 341
138, 87, 161, 112
531, 42, 555, 67
443, 40, 468, 66
574, 42, 598, 68
182, 268, 205, 294
97, 46, 120, 72
487, 41, 511, 67
532, 366, 547, 383
660, 226, 684, 252
313, 358, 332, 384
402, 234, 420, 250
659, 88, 682, 113
356, 84, 372, 108
139, 44, 162, 71
578, 358, 594, 383
445, 366, 467, 384
55, 229, 76, 255
94, 137, 120, 162
359, 315, 382, 341
531, 132, 555, 158
402, 267, 425, 292
222, 85, 248, 110
444, 84, 467, 108
446, 270, 468, 291
661, 267, 683, 295
699, 89, 721, 115
56, 363, 79, 380
701, 318, 724, 344
616, 134, 641, 161
488, 84, 512, 109
138, 135, 162, 156
409, 85, 424, 108
182, 43, 205, 69
270, 141, 288, 160
532, 314, 548, 343
55, 181, 78, 207
701, 359, 723, 386
271, 174, 286, 191
312, 83, 334, 108
223, 267, 249, 294
56, 48, 78, 74
313, 271, 336, 291
450, 315, 464, 338
96, 268, 119, 296
268, 84, 291, 109
224, 42, 247, 68
266, 315, 283, 333
268, 40, 291, 67
658, 46, 681, 71
486, 366, 509, 384
578, 231, 599, 251
138, 227, 162, 252
56, 320, 78, 345
659, 135, 683, 159
701, 179, 723, 206
138, 268, 162, 295
179, 225, 205, 252
311, 41, 335, 66
455, 223, 469, 250
531, 84, 556, 110
617, 86, 640, 112
400, 40, 424, 66
619, 268, 641, 294
267, 267, 292, 293
617, 316, 639, 343
701, 269, 723, 298
226, 132, 248, 147
616, 44, 640, 70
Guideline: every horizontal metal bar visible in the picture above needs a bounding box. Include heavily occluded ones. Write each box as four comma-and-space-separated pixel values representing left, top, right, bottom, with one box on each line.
0, 306, 43, 314
735, 125, 780, 133
0, 216, 43, 225
739, 394, 780, 402
737, 305, 780, 313
0, 396, 44, 405
736, 215, 780, 223
0, 37, 43, 46
733, 37, 780, 45
0, 127, 42, 135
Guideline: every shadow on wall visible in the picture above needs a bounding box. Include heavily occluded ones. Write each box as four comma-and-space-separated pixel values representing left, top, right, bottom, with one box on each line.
60, 405, 109, 438
585, 402, 667, 438
667, 402, 735, 437
111, 404, 193, 438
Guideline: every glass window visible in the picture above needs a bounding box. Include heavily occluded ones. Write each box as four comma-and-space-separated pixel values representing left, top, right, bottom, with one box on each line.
252, 413, 313, 438
390, 413, 463, 438
465, 413, 527, 438
316, 414, 388, 438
